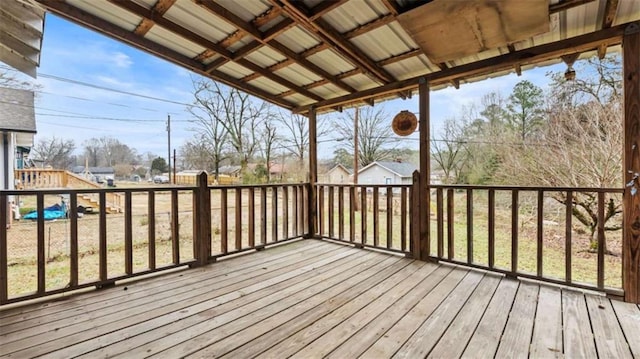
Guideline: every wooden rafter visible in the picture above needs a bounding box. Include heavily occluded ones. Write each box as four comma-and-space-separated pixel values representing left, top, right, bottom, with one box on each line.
276, 0, 394, 84
195, 0, 357, 94
35, 0, 296, 110
598, 0, 620, 58
549, 0, 596, 14
380, 0, 400, 15
108, 0, 324, 102
133, 0, 175, 36
293, 22, 632, 114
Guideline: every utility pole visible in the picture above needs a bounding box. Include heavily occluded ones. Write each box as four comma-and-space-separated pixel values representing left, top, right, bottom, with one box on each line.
353, 107, 359, 211
166, 114, 171, 179
173, 149, 177, 185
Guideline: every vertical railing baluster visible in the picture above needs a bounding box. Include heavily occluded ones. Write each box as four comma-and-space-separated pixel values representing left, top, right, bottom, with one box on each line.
328, 186, 334, 238
437, 188, 443, 258
361, 186, 367, 246
272, 186, 278, 242
148, 191, 156, 270
69, 193, 78, 287
339, 186, 345, 240
401, 187, 407, 252
235, 188, 242, 250
99, 192, 107, 282
318, 185, 324, 236
387, 187, 393, 249
488, 189, 495, 269
511, 190, 519, 275
350, 186, 356, 242
373, 188, 379, 247
597, 192, 605, 289
283, 186, 289, 239
293, 186, 299, 236
447, 189, 454, 260
171, 190, 179, 264
248, 187, 255, 248
467, 189, 473, 264
537, 190, 544, 277
261, 187, 267, 245
0, 193, 8, 303
125, 191, 133, 275
221, 188, 228, 254
565, 191, 573, 283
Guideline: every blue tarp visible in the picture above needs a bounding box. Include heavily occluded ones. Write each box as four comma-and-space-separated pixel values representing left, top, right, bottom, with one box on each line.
23, 204, 67, 220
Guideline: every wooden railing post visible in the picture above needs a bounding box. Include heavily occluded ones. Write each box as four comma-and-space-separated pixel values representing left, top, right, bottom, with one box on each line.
411, 171, 421, 260
307, 106, 318, 238
624, 24, 640, 303
193, 172, 211, 266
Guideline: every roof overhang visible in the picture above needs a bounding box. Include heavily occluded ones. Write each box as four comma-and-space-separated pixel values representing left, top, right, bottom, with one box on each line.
0, 0, 45, 78
30, 0, 640, 114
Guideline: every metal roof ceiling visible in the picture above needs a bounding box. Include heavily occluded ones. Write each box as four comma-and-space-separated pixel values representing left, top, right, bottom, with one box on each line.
27, 0, 640, 114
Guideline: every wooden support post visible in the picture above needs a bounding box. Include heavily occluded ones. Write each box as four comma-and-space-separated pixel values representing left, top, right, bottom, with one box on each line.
623, 23, 640, 303
194, 172, 211, 266
308, 106, 318, 238
418, 78, 430, 260
411, 171, 420, 259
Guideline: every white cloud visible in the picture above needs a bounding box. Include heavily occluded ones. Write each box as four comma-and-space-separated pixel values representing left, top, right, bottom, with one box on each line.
111, 51, 133, 68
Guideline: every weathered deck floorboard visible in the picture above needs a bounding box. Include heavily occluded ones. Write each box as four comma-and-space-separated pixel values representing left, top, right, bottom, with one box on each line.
0, 239, 636, 358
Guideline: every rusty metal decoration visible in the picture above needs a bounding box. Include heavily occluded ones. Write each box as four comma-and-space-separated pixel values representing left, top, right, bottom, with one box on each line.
392, 110, 418, 136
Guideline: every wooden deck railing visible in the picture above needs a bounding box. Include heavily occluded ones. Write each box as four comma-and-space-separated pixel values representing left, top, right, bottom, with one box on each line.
315, 183, 413, 256
428, 183, 625, 297
0, 173, 306, 305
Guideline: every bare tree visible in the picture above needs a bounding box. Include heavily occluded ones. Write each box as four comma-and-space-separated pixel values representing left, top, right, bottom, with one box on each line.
82, 138, 101, 167
431, 118, 468, 184
189, 78, 268, 170
0, 70, 39, 91
276, 111, 329, 165
498, 99, 622, 252
333, 106, 397, 167
31, 136, 76, 169
258, 119, 279, 182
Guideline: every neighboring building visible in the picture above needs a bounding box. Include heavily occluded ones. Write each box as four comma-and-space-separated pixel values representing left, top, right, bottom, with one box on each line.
320, 164, 352, 184
357, 161, 418, 186
219, 165, 242, 177
71, 166, 116, 183
0, 87, 36, 192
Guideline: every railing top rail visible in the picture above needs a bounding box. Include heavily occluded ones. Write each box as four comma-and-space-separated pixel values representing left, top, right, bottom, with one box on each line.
430, 183, 624, 193
316, 183, 412, 188
207, 182, 309, 189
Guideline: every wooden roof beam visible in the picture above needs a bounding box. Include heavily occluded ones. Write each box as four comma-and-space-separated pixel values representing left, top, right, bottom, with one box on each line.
109, 0, 323, 102
133, 0, 176, 36
294, 22, 632, 114
276, 0, 394, 84
35, 0, 296, 110
598, 0, 620, 58
195, 1, 357, 94
549, 0, 596, 14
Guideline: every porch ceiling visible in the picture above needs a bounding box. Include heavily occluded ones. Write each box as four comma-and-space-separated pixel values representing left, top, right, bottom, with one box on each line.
32, 0, 640, 114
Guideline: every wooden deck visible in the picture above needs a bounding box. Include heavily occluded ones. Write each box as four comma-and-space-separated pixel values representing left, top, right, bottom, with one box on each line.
1, 239, 638, 358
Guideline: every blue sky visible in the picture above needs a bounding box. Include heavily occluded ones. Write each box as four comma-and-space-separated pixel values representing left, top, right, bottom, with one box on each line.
5, 14, 564, 161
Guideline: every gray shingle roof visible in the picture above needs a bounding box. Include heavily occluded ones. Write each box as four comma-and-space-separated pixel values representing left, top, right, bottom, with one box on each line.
375, 161, 418, 177
0, 87, 36, 133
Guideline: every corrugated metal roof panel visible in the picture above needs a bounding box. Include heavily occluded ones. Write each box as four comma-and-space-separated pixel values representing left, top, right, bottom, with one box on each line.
245, 47, 287, 68
226, 37, 254, 53
130, 0, 154, 9
274, 63, 322, 86
275, 26, 320, 53
565, 0, 600, 38
351, 25, 415, 62
384, 56, 433, 80
309, 83, 349, 99
322, 1, 386, 33
307, 50, 355, 75
284, 92, 315, 107
214, 0, 271, 22
217, 61, 253, 78
164, 1, 235, 43
616, 0, 640, 25
247, 76, 290, 95
67, 0, 140, 32
145, 26, 205, 57
341, 73, 380, 91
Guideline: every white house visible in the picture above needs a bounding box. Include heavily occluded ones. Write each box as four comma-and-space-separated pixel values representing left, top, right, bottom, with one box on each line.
357, 161, 418, 186
320, 164, 352, 184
